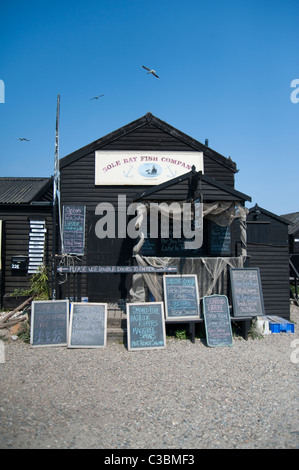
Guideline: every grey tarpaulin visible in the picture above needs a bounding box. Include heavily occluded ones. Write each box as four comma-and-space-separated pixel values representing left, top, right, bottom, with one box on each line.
129, 201, 248, 302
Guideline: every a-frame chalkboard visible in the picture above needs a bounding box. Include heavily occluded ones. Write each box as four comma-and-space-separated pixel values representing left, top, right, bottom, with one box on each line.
203, 295, 233, 347
230, 267, 265, 317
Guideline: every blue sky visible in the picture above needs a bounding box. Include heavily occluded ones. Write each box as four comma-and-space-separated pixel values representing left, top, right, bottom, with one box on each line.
1, 0, 298, 215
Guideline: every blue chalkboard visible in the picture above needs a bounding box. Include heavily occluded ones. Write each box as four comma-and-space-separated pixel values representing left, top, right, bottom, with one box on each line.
203, 295, 233, 347
126, 302, 166, 351
230, 268, 265, 317
163, 275, 200, 320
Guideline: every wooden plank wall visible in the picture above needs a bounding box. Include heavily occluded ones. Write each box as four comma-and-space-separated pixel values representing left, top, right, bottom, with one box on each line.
0, 207, 53, 300
247, 243, 290, 319
59, 122, 238, 301
247, 209, 290, 318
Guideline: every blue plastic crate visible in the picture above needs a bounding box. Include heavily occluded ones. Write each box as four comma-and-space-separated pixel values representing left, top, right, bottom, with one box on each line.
267, 316, 295, 334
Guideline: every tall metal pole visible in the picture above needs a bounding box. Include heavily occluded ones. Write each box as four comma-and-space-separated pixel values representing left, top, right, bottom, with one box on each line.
52, 94, 60, 300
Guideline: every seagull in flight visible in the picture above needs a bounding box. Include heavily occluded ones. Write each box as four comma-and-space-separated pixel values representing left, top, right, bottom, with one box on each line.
17, 137, 30, 141
89, 94, 104, 100
141, 65, 159, 78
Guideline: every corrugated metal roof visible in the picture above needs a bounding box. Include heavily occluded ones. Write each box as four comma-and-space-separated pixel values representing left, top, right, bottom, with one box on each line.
0, 177, 51, 204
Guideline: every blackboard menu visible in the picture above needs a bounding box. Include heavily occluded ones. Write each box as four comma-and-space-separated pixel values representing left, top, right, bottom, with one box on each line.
203, 295, 233, 347
161, 225, 204, 257
62, 205, 85, 255
126, 302, 166, 351
210, 222, 231, 255
163, 274, 200, 320
30, 300, 69, 347
68, 303, 107, 348
230, 268, 265, 317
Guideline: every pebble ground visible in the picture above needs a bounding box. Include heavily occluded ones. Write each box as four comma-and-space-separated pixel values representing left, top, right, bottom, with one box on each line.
0, 307, 298, 449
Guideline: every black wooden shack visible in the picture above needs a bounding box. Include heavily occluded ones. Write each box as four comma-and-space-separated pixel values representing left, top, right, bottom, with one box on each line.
0, 177, 53, 308
247, 204, 290, 318
280, 211, 299, 303
0, 113, 292, 322
281, 212, 299, 255
58, 113, 251, 303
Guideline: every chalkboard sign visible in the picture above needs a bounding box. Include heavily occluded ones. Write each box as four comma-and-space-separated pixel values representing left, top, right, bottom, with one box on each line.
230, 268, 265, 317
163, 274, 200, 320
126, 302, 166, 351
161, 224, 205, 257
30, 300, 69, 347
62, 205, 85, 255
210, 222, 231, 255
203, 295, 233, 347
68, 303, 107, 348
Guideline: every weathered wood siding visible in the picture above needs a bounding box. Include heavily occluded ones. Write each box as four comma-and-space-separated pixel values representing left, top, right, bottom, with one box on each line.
59, 118, 242, 302
246, 208, 290, 319
0, 206, 53, 302
246, 244, 290, 318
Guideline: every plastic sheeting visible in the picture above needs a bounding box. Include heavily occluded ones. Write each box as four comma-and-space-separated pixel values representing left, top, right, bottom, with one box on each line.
129, 201, 248, 303
132, 201, 248, 256
129, 254, 245, 302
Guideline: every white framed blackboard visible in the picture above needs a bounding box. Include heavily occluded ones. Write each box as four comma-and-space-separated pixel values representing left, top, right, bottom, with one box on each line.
163, 274, 200, 320
68, 303, 107, 348
203, 295, 233, 347
230, 267, 265, 317
30, 300, 69, 347
126, 302, 166, 351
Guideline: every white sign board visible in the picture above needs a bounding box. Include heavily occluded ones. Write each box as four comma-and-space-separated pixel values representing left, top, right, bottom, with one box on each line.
95, 151, 204, 185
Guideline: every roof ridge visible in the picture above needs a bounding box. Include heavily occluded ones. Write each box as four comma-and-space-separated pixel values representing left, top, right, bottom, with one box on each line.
59, 113, 237, 173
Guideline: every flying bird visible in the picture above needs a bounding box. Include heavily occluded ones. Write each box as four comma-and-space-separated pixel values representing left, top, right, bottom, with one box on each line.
17, 138, 30, 141
89, 95, 104, 100
141, 65, 159, 78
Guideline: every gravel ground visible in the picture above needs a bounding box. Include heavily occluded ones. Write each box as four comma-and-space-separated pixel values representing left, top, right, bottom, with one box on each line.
0, 306, 298, 450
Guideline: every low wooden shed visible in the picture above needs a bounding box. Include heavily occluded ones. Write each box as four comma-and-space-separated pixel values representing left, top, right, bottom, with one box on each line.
0, 177, 53, 308
247, 205, 290, 319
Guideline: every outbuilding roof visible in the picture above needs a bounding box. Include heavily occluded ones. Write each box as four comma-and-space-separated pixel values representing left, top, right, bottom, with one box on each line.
281, 211, 299, 235
248, 204, 291, 225
0, 177, 52, 204
134, 169, 251, 202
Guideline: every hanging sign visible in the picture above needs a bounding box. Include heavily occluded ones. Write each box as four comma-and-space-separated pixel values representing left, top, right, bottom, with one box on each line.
62, 205, 85, 255
57, 265, 178, 274
95, 151, 204, 185
28, 220, 46, 273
